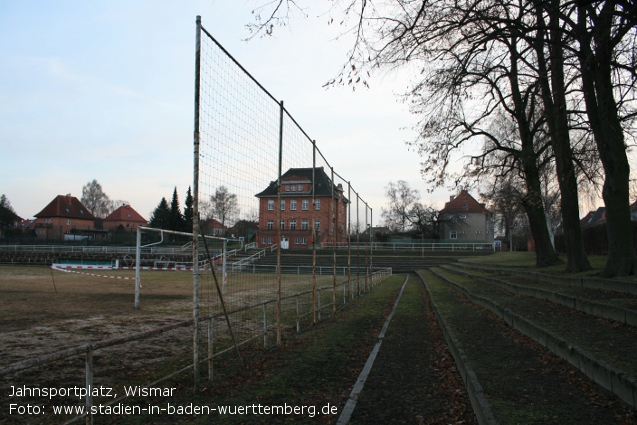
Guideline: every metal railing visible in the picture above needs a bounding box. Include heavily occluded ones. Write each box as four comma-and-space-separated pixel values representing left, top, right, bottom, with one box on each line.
323, 242, 496, 251
0, 244, 192, 255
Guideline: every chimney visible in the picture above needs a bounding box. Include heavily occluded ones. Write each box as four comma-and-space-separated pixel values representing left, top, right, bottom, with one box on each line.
450, 195, 455, 201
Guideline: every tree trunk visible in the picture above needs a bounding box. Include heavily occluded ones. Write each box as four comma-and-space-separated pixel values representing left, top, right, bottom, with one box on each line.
577, 1, 637, 277
535, 0, 591, 272
509, 33, 561, 267
521, 155, 561, 267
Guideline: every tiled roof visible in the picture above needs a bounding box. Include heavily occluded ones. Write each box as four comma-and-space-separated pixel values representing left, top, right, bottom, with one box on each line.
581, 207, 606, 228
440, 190, 489, 214
34, 195, 95, 220
205, 218, 228, 229
255, 167, 347, 201
104, 204, 147, 223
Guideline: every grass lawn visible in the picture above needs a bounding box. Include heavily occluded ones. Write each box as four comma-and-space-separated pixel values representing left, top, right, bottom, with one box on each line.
458, 252, 637, 280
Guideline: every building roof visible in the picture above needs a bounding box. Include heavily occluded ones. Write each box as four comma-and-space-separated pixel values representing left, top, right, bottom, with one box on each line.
205, 218, 228, 230
440, 190, 489, 214
255, 167, 347, 201
104, 204, 147, 223
34, 195, 95, 220
581, 207, 606, 228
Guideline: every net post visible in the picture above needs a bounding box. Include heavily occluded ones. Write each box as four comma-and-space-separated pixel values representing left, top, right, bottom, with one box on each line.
135, 226, 141, 309
276, 100, 284, 347
192, 14, 202, 391
312, 141, 317, 324
331, 166, 337, 313
347, 181, 352, 302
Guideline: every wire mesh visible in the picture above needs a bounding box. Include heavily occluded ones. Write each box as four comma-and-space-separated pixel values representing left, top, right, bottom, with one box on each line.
193, 17, 386, 384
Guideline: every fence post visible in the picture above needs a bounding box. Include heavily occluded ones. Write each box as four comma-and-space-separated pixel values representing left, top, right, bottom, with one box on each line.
276, 100, 284, 347
135, 226, 141, 309
208, 318, 213, 382
311, 141, 317, 325
85, 348, 93, 425
296, 296, 300, 333
317, 288, 322, 321
347, 182, 352, 303
263, 304, 268, 348
192, 14, 203, 392
331, 166, 337, 313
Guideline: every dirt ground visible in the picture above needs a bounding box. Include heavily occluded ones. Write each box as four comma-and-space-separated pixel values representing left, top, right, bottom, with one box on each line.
0, 265, 350, 424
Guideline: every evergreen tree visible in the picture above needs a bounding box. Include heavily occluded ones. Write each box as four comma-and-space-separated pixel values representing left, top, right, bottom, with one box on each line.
183, 186, 194, 233
169, 187, 184, 231
149, 197, 171, 229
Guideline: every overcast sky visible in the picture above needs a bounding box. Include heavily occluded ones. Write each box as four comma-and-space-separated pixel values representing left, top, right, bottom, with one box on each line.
1, 1, 463, 222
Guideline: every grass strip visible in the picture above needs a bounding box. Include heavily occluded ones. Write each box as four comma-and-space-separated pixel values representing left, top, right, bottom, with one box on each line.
421, 269, 636, 425
433, 267, 637, 377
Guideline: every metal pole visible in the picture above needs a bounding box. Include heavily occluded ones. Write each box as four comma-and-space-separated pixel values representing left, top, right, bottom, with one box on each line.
207, 318, 213, 382
356, 194, 360, 296
312, 141, 317, 324
222, 240, 227, 294
85, 348, 93, 425
135, 226, 141, 308
263, 304, 268, 348
331, 167, 337, 313
370, 207, 373, 286
192, 14, 202, 391
276, 101, 284, 346
347, 182, 352, 302
365, 203, 369, 292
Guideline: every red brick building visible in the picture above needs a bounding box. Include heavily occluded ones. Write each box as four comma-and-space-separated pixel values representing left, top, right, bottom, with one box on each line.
103, 204, 148, 231
255, 167, 348, 249
34, 195, 96, 241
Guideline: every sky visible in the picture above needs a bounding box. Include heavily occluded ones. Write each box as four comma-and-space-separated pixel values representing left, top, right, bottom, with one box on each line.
1, 0, 462, 223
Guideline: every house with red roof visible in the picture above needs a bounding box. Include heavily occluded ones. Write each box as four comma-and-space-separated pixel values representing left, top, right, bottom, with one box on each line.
439, 190, 494, 243
33, 194, 96, 241
201, 218, 229, 237
103, 204, 148, 232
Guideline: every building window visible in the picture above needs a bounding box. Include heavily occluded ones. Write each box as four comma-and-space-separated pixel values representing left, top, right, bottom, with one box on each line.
285, 185, 290, 192
301, 219, 309, 230
268, 237, 273, 244
261, 237, 266, 244
290, 220, 297, 230
290, 200, 297, 210
66, 219, 71, 225
302, 199, 309, 210
267, 220, 274, 230
314, 199, 321, 210
268, 200, 274, 211
459, 214, 467, 219
291, 185, 296, 191
298, 185, 304, 191
280, 220, 285, 230
280, 200, 285, 210
450, 231, 457, 239
476, 230, 483, 234
315, 220, 320, 231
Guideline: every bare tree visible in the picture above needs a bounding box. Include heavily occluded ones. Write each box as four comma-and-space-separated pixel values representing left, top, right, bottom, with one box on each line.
81, 179, 112, 218
380, 180, 420, 232
210, 186, 239, 228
